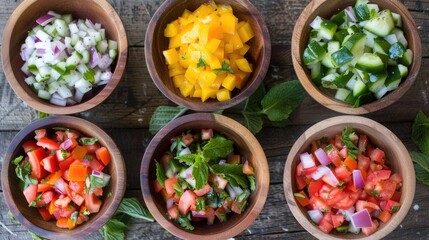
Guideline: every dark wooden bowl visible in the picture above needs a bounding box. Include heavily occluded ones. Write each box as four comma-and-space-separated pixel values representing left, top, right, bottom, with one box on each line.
141, 113, 270, 239
1, 116, 126, 239
145, 0, 271, 111
2, 0, 128, 114
284, 116, 415, 239
292, 0, 421, 114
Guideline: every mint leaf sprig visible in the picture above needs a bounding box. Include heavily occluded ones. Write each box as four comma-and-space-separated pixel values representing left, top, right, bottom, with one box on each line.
148, 80, 306, 135
410, 110, 429, 185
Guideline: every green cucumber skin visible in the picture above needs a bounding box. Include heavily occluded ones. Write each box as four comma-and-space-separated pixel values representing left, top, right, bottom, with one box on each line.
331, 47, 354, 67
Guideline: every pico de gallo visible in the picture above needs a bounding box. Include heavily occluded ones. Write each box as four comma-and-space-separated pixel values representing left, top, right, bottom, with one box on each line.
13, 127, 112, 230
294, 127, 402, 236
154, 129, 256, 230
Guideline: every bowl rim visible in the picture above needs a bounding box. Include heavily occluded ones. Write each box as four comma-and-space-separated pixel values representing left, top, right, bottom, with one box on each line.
144, 0, 271, 111
283, 115, 416, 240
1, 0, 128, 115
1, 116, 126, 239
140, 113, 270, 239
291, 0, 422, 115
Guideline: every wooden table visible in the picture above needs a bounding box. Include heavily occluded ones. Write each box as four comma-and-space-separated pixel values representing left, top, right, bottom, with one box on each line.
0, 0, 428, 239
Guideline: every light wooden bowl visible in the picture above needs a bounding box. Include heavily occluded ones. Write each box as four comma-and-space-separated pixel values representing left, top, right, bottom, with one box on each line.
284, 116, 415, 239
145, 0, 271, 111
2, 0, 128, 114
1, 116, 126, 239
292, 0, 421, 114
141, 113, 269, 239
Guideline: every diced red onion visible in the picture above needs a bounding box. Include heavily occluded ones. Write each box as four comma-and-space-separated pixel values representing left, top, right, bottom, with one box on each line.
314, 148, 331, 166
50, 96, 67, 106
353, 169, 365, 189
351, 209, 372, 228
100, 71, 112, 81
218, 159, 226, 165
36, 14, 56, 26
54, 178, 67, 195
85, 19, 95, 29
35, 37, 42, 43
60, 138, 73, 150
98, 54, 113, 69
179, 166, 193, 179
36, 48, 46, 54
310, 165, 330, 180
300, 152, 315, 169
47, 10, 61, 18
225, 184, 236, 200
307, 209, 323, 224
345, 6, 357, 22
96, 80, 109, 86
166, 198, 174, 210
92, 170, 102, 176
323, 169, 340, 187
89, 48, 100, 68
371, 209, 381, 217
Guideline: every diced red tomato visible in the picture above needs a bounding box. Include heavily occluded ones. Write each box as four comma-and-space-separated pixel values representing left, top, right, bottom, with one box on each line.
358, 134, 368, 153
37, 183, 53, 192
358, 153, 370, 174
37, 137, 60, 151
308, 179, 324, 198
85, 193, 102, 213
201, 129, 213, 140
23, 184, 38, 204
377, 210, 392, 223
362, 219, 379, 236
334, 134, 344, 149
153, 180, 163, 193
389, 173, 403, 186
84, 143, 101, 154
331, 214, 344, 228
38, 207, 53, 221
339, 147, 348, 159
72, 145, 88, 161
333, 190, 360, 210
56, 217, 68, 228
310, 196, 331, 213
69, 181, 85, 195
319, 219, 334, 233
343, 157, 357, 171
92, 187, 103, 197
178, 190, 197, 215
334, 165, 352, 180
242, 160, 254, 175
95, 147, 110, 166
231, 200, 247, 214
35, 191, 55, 207
22, 140, 38, 153
384, 199, 400, 213
209, 174, 228, 192
391, 191, 402, 202
165, 178, 179, 196
34, 129, 47, 141
181, 133, 194, 146
28, 148, 47, 179
59, 156, 76, 171
42, 155, 58, 173
296, 175, 307, 190
55, 195, 72, 208
168, 205, 180, 220
55, 131, 66, 142
369, 148, 385, 163
294, 190, 310, 207
302, 165, 317, 175
194, 184, 212, 197
227, 154, 240, 164
356, 200, 380, 213
373, 180, 396, 201
326, 146, 342, 167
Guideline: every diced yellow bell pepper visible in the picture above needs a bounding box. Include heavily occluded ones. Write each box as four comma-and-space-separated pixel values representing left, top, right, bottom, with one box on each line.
235, 70, 250, 89
193, 88, 202, 98
219, 12, 237, 35
173, 75, 186, 88
231, 33, 244, 50
169, 35, 182, 49
184, 65, 200, 84
237, 44, 250, 55
169, 63, 185, 77
163, 48, 179, 65
189, 51, 202, 64
206, 39, 222, 53
208, 22, 224, 40
201, 87, 218, 102
179, 54, 190, 68
235, 58, 252, 72
212, 44, 225, 60
238, 22, 255, 43
181, 23, 199, 44
216, 4, 233, 15
216, 88, 231, 102
208, 55, 221, 70
224, 43, 234, 54
222, 73, 236, 91
228, 53, 241, 72
198, 71, 217, 88
194, 3, 215, 18
182, 9, 192, 19
212, 72, 226, 89
164, 21, 179, 38
237, 21, 247, 30
179, 82, 194, 97
198, 24, 209, 45
201, 13, 220, 25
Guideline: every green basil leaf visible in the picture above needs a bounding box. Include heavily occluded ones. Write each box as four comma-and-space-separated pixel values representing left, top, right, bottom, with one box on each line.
211, 164, 249, 189
412, 111, 429, 155
116, 197, 154, 222
149, 106, 188, 135
410, 151, 429, 173
99, 219, 127, 240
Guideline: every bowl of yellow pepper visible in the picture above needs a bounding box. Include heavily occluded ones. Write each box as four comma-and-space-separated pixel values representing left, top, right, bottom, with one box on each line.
145, 0, 271, 111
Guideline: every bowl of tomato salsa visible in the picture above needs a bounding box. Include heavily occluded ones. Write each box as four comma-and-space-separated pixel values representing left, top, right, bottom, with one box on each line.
1, 116, 126, 239
284, 115, 415, 239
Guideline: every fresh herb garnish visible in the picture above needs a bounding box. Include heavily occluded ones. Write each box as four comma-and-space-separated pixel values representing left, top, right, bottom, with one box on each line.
170, 138, 186, 153
78, 137, 98, 145
340, 127, 359, 159
13, 156, 24, 165
211, 163, 249, 189
202, 136, 234, 160
192, 154, 209, 189
173, 183, 184, 197
410, 111, 429, 186
37, 111, 50, 119
155, 161, 167, 187
371, 190, 379, 198
176, 216, 195, 230
175, 153, 196, 165
294, 193, 306, 199
391, 205, 399, 213
195, 198, 205, 211
15, 157, 38, 191
248, 175, 256, 192
196, 55, 207, 68
213, 60, 234, 75
70, 211, 79, 225
29, 193, 42, 207
115, 197, 154, 222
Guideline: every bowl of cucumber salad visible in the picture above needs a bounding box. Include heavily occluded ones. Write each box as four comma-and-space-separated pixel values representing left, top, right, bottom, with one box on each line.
2, 0, 128, 114
292, 0, 421, 114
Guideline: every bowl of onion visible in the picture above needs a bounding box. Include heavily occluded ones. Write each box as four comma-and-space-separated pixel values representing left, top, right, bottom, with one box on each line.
284, 116, 415, 239
2, 0, 128, 114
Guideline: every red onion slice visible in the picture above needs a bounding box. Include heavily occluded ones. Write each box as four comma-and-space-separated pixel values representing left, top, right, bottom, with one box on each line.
36, 14, 56, 26
60, 138, 73, 150
89, 48, 100, 68
345, 6, 357, 22
310, 165, 330, 180
54, 178, 67, 195
351, 209, 372, 228
314, 148, 331, 166
353, 169, 365, 189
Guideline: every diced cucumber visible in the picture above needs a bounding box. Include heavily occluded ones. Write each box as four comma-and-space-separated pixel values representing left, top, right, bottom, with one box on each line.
354, 4, 370, 22
392, 28, 408, 48
389, 42, 406, 59
334, 29, 349, 43
328, 41, 341, 53
398, 49, 413, 67
335, 88, 352, 102
384, 34, 398, 45
333, 70, 354, 88
61, 14, 73, 24
398, 64, 408, 78
353, 78, 369, 97
303, 41, 327, 65
321, 73, 340, 89
82, 50, 90, 64
392, 12, 402, 27
332, 47, 354, 67
319, 20, 338, 40
345, 92, 357, 104
83, 36, 96, 48
321, 53, 335, 68
375, 52, 389, 68
385, 66, 402, 91
37, 89, 51, 100
346, 74, 359, 90
374, 86, 389, 99
353, 92, 373, 108
87, 29, 103, 42
71, 33, 80, 46
44, 25, 58, 37
57, 84, 73, 98
363, 10, 395, 37
108, 40, 118, 50
66, 51, 82, 70
339, 64, 350, 73
36, 30, 51, 42
330, 10, 346, 26
25, 76, 36, 85
74, 40, 86, 53
326, 68, 337, 75
355, 0, 369, 6
109, 49, 117, 59
347, 25, 361, 35
309, 30, 321, 42
96, 40, 108, 53
367, 4, 380, 16
362, 30, 376, 48
353, 68, 369, 83
48, 81, 60, 94
310, 16, 323, 30
343, 32, 366, 58
54, 19, 69, 37
373, 37, 391, 54
356, 53, 385, 73
308, 62, 325, 86
368, 71, 387, 92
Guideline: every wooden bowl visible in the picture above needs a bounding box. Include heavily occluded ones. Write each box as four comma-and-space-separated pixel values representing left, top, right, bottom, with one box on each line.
292, 0, 421, 114
2, 0, 128, 114
1, 116, 126, 239
284, 116, 415, 239
141, 113, 269, 239
145, 0, 271, 111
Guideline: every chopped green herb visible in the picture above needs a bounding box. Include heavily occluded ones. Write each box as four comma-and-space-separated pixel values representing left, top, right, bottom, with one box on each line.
213, 60, 234, 75
176, 216, 195, 230
156, 161, 167, 188
195, 198, 205, 211
196, 55, 207, 68
391, 205, 399, 213
173, 183, 183, 197
79, 137, 99, 145
340, 127, 359, 159
294, 193, 306, 199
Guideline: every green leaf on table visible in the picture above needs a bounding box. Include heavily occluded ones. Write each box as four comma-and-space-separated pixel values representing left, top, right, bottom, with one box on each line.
116, 197, 154, 222
412, 111, 429, 155
175, 154, 197, 165
242, 105, 263, 134
149, 106, 188, 135
100, 218, 127, 240
202, 136, 234, 160
246, 84, 266, 107
211, 163, 249, 189
270, 118, 290, 128
261, 80, 306, 122
410, 151, 429, 185
156, 161, 167, 188
37, 111, 50, 119
340, 127, 359, 159
192, 154, 209, 190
